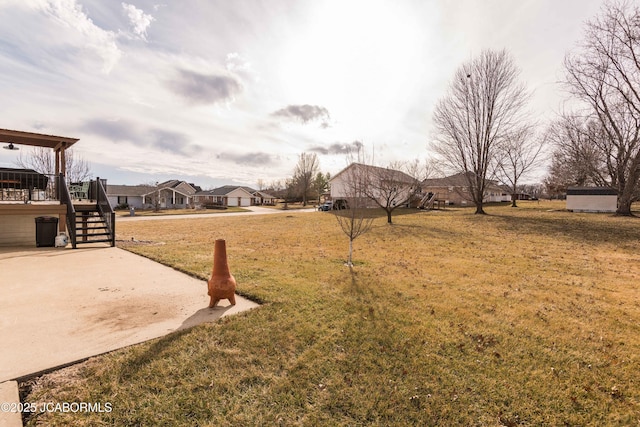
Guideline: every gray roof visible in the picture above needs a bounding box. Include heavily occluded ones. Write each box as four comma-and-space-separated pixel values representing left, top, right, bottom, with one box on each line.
107, 184, 155, 197
423, 172, 509, 192
423, 172, 473, 187
254, 190, 276, 199
331, 163, 416, 184
197, 185, 257, 196
156, 180, 199, 195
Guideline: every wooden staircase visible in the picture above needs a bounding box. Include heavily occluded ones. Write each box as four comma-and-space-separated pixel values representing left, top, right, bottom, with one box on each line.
60, 177, 116, 249
73, 204, 114, 246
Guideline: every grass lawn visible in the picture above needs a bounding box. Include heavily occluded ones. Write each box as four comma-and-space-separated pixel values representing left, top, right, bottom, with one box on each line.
23, 201, 640, 426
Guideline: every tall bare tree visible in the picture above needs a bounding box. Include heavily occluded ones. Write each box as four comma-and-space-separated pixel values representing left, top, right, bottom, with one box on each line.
16, 146, 91, 183
564, 1, 640, 215
432, 49, 530, 214
495, 127, 546, 207
293, 152, 320, 206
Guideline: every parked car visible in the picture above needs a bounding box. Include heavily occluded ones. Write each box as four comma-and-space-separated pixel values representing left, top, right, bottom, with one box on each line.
318, 201, 333, 211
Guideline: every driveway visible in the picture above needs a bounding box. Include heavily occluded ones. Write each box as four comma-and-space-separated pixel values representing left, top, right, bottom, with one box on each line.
0, 246, 259, 383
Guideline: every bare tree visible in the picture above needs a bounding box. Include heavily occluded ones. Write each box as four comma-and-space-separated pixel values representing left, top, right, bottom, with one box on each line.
361, 162, 421, 224
293, 152, 320, 206
16, 147, 92, 183
545, 115, 610, 194
432, 49, 530, 214
495, 127, 546, 207
564, 1, 640, 215
333, 162, 374, 268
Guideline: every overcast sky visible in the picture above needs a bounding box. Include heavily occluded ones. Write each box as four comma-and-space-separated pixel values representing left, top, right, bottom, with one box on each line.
0, 0, 605, 187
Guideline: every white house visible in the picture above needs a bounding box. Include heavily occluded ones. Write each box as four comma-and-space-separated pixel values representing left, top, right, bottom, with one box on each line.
107, 184, 155, 209
194, 186, 257, 207
566, 187, 617, 212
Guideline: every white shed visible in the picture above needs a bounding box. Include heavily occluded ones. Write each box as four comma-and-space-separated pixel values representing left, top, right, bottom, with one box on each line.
566, 187, 617, 213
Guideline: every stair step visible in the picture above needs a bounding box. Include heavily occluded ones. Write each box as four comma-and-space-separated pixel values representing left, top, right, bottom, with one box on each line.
77, 232, 111, 237
75, 239, 113, 245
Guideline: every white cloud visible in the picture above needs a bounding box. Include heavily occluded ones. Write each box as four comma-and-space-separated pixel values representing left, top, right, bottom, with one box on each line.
121, 3, 155, 40
37, 0, 121, 73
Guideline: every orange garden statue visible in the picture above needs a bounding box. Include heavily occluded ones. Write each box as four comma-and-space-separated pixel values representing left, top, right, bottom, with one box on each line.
208, 239, 237, 307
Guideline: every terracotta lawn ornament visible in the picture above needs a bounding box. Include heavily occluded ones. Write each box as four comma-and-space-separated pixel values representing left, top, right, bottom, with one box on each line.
208, 239, 237, 307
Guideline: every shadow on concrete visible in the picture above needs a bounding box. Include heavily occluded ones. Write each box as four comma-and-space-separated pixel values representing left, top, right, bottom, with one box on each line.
178, 305, 232, 331
0, 246, 108, 261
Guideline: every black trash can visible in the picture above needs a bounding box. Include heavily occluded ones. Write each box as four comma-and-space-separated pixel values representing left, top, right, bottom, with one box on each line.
35, 216, 58, 247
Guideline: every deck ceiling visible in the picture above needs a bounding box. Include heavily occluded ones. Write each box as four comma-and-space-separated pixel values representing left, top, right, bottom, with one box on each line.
0, 128, 79, 150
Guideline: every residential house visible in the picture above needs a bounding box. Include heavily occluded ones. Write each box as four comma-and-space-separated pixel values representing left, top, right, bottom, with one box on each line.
194, 186, 277, 207
566, 187, 617, 212
252, 190, 277, 206
421, 172, 510, 205
194, 186, 256, 207
148, 180, 201, 209
107, 184, 156, 209
329, 163, 418, 208
106, 180, 200, 210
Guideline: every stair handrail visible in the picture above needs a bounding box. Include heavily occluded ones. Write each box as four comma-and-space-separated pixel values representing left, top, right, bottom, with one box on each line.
59, 174, 77, 248
95, 177, 116, 247
427, 192, 437, 210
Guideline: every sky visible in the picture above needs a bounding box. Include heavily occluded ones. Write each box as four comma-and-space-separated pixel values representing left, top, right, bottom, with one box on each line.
0, 0, 606, 188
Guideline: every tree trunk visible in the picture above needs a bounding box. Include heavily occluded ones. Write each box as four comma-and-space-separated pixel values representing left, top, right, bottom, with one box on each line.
347, 239, 354, 266
511, 194, 518, 208
616, 195, 634, 216
475, 205, 486, 214
386, 210, 393, 224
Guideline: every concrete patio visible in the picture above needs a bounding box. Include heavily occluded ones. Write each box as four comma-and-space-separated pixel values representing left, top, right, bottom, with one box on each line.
0, 245, 258, 425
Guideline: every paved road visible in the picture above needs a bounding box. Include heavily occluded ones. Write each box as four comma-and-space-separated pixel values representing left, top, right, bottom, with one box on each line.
117, 206, 317, 221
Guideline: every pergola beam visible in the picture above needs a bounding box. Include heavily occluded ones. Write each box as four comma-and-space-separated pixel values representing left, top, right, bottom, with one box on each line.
1, 128, 79, 178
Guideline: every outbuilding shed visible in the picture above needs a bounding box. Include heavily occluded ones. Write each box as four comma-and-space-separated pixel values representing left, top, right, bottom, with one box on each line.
566, 187, 617, 213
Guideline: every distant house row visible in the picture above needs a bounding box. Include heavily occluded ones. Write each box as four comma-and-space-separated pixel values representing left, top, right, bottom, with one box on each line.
107, 180, 276, 209
421, 172, 511, 204
329, 164, 512, 207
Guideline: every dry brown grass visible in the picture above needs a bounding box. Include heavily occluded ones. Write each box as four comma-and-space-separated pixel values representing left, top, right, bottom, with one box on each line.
23, 201, 640, 426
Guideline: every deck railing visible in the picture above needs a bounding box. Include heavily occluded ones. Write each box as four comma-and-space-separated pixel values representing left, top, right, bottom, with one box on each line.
95, 177, 115, 247
58, 173, 77, 247
0, 168, 58, 202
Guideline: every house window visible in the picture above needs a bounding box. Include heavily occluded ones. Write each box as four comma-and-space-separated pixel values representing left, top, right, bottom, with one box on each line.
117, 196, 128, 204
176, 197, 184, 204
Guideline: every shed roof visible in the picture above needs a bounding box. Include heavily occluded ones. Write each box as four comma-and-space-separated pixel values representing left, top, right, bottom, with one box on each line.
567, 187, 617, 196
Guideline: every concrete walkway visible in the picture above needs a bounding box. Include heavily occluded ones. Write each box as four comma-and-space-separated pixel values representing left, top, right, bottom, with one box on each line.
117, 205, 316, 222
